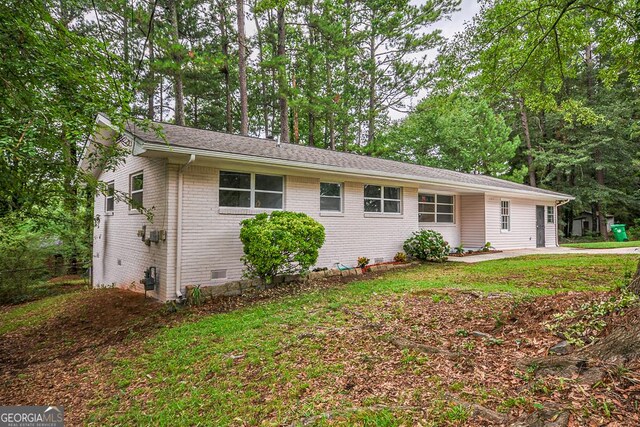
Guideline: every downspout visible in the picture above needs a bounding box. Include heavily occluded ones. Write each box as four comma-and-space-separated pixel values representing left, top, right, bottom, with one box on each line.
555, 199, 571, 247
175, 154, 196, 300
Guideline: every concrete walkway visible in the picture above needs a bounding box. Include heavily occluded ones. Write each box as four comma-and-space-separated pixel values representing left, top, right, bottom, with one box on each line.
448, 246, 640, 263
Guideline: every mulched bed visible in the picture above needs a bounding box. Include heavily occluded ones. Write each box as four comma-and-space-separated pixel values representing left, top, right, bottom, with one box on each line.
449, 250, 503, 257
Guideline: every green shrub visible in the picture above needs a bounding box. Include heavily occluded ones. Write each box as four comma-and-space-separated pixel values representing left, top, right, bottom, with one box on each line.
239, 211, 325, 284
0, 224, 55, 304
628, 220, 640, 241
403, 230, 450, 262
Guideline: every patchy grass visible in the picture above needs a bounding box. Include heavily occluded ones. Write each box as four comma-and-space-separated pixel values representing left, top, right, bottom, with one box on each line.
82, 254, 637, 426
0, 291, 83, 335
1, 255, 638, 426
562, 240, 640, 249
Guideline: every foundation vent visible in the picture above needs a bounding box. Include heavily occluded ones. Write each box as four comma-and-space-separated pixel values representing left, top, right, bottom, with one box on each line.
211, 269, 227, 280
374, 257, 384, 264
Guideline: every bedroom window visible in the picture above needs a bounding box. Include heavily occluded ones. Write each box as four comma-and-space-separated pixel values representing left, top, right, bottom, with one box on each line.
418, 194, 454, 223
130, 173, 143, 210
105, 181, 115, 213
364, 185, 401, 213
547, 206, 555, 223
219, 171, 283, 209
500, 200, 510, 231
320, 182, 342, 212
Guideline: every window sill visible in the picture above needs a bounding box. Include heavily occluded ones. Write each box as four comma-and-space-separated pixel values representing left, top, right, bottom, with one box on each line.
500, 230, 510, 233
363, 212, 403, 219
104, 212, 114, 216
419, 222, 457, 227
219, 207, 281, 215
319, 211, 344, 217
128, 210, 143, 216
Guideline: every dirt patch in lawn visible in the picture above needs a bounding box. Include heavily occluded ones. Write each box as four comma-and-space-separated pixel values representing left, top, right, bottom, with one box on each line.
280, 290, 640, 425
0, 288, 174, 426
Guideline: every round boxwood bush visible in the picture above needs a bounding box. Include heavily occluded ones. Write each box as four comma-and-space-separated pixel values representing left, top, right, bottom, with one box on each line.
403, 230, 450, 262
239, 211, 325, 284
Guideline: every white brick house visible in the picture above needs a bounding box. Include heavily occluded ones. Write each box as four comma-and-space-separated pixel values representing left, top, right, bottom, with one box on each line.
81, 114, 573, 301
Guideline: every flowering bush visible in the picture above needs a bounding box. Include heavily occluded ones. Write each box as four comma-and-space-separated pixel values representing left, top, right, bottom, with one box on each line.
403, 230, 450, 262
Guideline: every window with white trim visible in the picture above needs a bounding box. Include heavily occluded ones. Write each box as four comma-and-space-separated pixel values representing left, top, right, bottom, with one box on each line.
418, 194, 454, 223
320, 182, 342, 212
105, 181, 115, 213
364, 185, 401, 213
500, 200, 510, 231
219, 171, 283, 209
547, 206, 555, 223
130, 173, 143, 210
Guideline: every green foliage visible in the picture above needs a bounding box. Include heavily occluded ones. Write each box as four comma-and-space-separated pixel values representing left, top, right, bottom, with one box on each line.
239, 211, 325, 283
393, 252, 407, 263
357, 257, 370, 268
545, 290, 639, 346
454, 243, 465, 254
371, 94, 519, 176
403, 230, 450, 262
482, 242, 492, 252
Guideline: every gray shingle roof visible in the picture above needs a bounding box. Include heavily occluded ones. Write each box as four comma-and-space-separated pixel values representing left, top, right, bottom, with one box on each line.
127, 121, 572, 199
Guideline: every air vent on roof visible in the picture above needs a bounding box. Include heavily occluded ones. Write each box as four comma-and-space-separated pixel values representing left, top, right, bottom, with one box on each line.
211, 269, 227, 280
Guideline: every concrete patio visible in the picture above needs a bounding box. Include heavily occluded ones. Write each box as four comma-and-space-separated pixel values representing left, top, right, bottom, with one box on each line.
448, 246, 640, 263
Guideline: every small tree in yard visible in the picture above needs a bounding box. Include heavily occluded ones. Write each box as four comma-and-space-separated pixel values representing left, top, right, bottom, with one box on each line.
239, 211, 325, 284
403, 230, 450, 262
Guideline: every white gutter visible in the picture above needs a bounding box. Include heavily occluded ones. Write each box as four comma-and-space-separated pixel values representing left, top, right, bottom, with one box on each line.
175, 154, 196, 300
140, 142, 574, 201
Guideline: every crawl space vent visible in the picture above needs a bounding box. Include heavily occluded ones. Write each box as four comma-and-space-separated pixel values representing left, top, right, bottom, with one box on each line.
211, 269, 227, 280
374, 257, 384, 264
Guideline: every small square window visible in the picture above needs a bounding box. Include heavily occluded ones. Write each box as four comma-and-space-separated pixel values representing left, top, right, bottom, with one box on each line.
320, 183, 342, 212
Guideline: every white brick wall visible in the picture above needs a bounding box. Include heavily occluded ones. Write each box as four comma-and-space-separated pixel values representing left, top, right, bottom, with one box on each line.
174, 167, 420, 293
92, 152, 169, 299
94, 151, 560, 301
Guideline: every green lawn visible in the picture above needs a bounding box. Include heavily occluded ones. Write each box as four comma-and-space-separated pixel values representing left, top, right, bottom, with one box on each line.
561, 240, 640, 249
84, 254, 637, 426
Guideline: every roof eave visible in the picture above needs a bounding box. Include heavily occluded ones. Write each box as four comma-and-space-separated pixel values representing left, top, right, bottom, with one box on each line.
138, 140, 574, 201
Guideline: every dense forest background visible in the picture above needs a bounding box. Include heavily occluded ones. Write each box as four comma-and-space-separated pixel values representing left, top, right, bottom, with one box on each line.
1, 0, 639, 278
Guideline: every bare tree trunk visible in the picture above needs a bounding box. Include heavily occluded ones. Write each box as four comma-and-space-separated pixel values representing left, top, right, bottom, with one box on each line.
253, 8, 269, 136
169, 0, 184, 126
237, 0, 248, 134
327, 60, 335, 150
585, 42, 608, 240
292, 69, 299, 143
219, 1, 232, 132
147, 3, 155, 120
518, 97, 536, 187
341, 0, 351, 151
367, 29, 376, 145
277, 6, 289, 143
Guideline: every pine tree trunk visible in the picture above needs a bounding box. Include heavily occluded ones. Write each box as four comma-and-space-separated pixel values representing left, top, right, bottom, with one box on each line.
237, 0, 248, 135
169, 0, 185, 126
253, 9, 269, 137
367, 30, 376, 145
518, 97, 536, 187
219, 4, 232, 132
277, 6, 289, 143
147, 6, 155, 120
